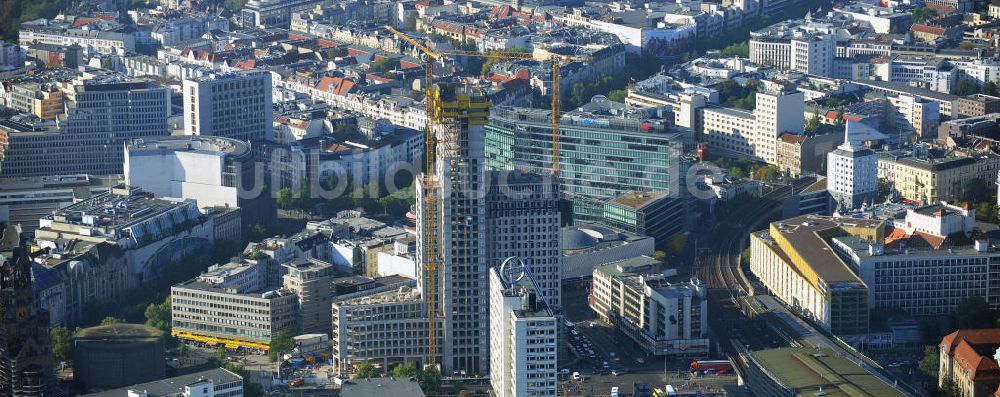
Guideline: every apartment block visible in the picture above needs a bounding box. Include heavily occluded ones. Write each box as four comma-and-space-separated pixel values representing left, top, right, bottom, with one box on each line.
938, 329, 1000, 397
701, 83, 804, 165
590, 257, 710, 355
183, 70, 274, 142
9, 83, 64, 120
827, 121, 878, 210
877, 152, 977, 203
488, 265, 558, 397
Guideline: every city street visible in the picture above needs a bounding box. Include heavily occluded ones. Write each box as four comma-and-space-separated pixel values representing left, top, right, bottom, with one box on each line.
560, 285, 739, 396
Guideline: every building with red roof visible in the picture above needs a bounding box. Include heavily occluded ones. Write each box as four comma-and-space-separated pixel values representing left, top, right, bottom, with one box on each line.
940, 329, 1000, 397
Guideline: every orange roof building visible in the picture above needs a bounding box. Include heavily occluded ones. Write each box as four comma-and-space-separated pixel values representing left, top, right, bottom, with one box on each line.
940, 329, 1000, 397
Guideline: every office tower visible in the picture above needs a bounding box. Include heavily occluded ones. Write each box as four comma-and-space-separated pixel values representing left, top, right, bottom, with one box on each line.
486, 171, 561, 308
488, 265, 558, 397
0, 78, 170, 177
827, 121, 878, 210
485, 103, 687, 225
0, 227, 57, 396
183, 70, 274, 142
416, 83, 490, 374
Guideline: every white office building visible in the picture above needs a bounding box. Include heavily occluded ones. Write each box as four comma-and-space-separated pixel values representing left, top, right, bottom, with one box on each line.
183, 71, 274, 142
749, 20, 839, 77
489, 265, 558, 397
827, 121, 878, 210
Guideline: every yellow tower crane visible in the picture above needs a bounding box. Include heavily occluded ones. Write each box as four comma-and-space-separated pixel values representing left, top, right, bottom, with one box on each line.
385, 25, 586, 368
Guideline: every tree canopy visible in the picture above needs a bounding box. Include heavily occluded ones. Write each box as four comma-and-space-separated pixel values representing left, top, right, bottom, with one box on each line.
353, 362, 381, 379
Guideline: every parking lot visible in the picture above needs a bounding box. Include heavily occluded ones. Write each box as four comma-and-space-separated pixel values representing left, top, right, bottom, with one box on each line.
560, 284, 739, 396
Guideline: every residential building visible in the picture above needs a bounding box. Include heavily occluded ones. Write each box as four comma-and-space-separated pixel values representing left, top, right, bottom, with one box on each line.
10, 83, 64, 120
183, 70, 274, 142
0, 41, 25, 70
125, 135, 276, 230
956, 94, 1000, 118
590, 257, 709, 355
241, 0, 325, 29
282, 258, 336, 335
832, 202, 1000, 315
938, 329, 1000, 397
25, 43, 80, 69
701, 82, 804, 165
19, 19, 135, 56
750, 215, 876, 334
1, 78, 170, 178
0, 232, 57, 396
747, 348, 905, 397
485, 99, 688, 224
877, 152, 978, 203
827, 121, 878, 210
488, 264, 558, 397
83, 368, 243, 397
889, 94, 940, 139
749, 20, 838, 77
0, 174, 120, 235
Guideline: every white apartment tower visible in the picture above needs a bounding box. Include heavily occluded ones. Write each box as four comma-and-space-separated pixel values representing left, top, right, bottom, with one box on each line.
753, 84, 804, 164
827, 121, 878, 210
183, 70, 274, 142
489, 264, 558, 397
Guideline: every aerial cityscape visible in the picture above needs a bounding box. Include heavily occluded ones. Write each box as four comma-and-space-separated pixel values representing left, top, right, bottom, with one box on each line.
4, 0, 1000, 395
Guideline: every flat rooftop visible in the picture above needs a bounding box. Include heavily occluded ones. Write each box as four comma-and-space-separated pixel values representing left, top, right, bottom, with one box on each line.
42, 185, 197, 231
609, 191, 667, 210
83, 368, 241, 397
750, 348, 905, 397
341, 378, 425, 397
74, 323, 162, 341
766, 215, 882, 284
126, 135, 251, 158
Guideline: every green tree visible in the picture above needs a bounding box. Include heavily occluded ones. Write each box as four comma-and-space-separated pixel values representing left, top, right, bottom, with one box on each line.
223, 0, 248, 12
354, 362, 381, 379
729, 167, 745, 179
876, 178, 892, 203
805, 110, 821, 135
964, 178, 992, 204
952, 297, 996, 329
391, 362, 418, 379
719, 41, 749, 57
216, 346, 227, 362
955, 78, 981, 96
369, 58, 397, 73
607, 89, 627, 103
100, 316, 124, 326
145, 296, 171, 332
267, 330, 296, 362
418, 367, 442, 394
277, 188, 295, 209
918, 345, 939, 377
480, 48, 528, 75
985, 81, 1000, 96
50, 326, 72, 363
912, 7, 938, 23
